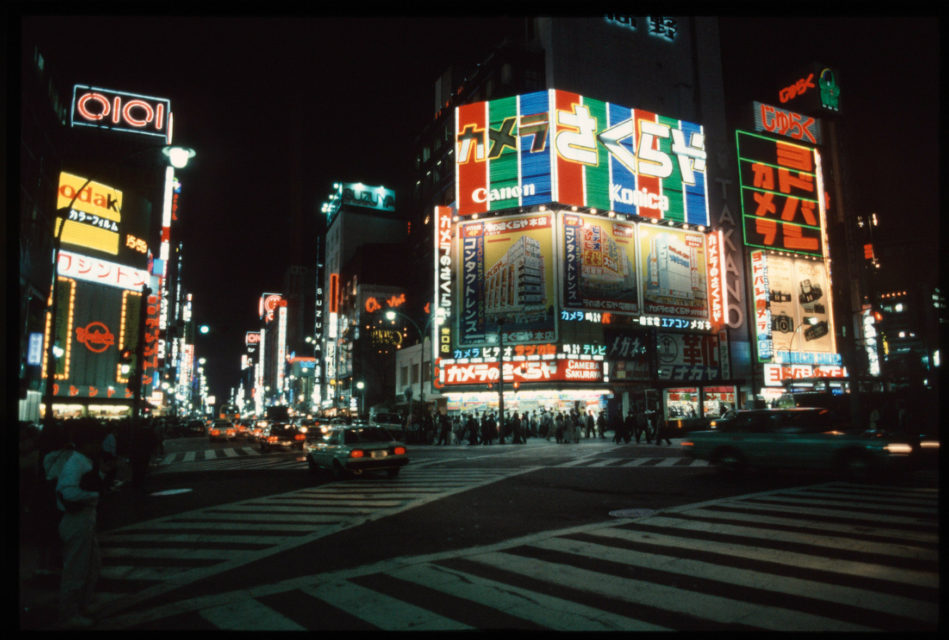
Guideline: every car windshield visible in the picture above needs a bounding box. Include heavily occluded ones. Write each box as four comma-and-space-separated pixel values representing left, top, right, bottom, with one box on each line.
343, 427, 394, 444
373, 414, 401, 424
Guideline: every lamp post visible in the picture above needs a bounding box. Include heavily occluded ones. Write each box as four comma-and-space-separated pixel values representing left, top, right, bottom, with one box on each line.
384, 308, 436, 410
40, 145, 195, 427
789, 316, 820, 352
356, 380, 365, 418
496, 317, 506, 431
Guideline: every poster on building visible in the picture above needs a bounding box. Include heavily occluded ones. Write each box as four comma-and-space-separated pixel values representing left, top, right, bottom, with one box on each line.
638, 225, 710, 320
764, 254, 836, 356
656, 332, 721, 381
457, 212, 556, 346
561, 212, 639, 314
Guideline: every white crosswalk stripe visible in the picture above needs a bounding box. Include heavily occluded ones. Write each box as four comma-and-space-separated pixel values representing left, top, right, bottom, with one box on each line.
141, 480, 939, 631
91, 467, 525, 623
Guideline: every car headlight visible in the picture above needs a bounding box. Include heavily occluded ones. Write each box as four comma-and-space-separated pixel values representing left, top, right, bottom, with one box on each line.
883, 442, 913, 455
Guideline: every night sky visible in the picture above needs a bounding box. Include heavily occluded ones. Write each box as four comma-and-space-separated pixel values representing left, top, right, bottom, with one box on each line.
16, 14, 940, 401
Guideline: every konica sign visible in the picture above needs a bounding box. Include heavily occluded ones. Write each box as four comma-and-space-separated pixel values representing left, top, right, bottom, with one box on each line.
455, 89, 708, 225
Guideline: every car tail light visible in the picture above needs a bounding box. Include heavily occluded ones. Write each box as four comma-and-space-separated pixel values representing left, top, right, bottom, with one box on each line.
294, 433, 305, 441
349, 449, 365, 458
393, 446, 406, 455
680, 441, 693, 447
268, 435, 278, 443
210, 429, 220, 436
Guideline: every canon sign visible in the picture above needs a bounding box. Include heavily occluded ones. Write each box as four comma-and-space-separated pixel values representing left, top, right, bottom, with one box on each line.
71, 85, 172, 142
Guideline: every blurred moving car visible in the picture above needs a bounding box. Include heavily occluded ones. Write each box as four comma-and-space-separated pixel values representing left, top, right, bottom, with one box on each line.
369, 411, 405, 440
305, 425, 408, 479
680, 408, 915, 478
259, 420, 306, 452
208, 419, 237, 443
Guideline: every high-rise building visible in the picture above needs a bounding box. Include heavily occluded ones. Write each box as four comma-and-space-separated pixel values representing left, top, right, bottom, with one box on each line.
411, 17, 744, 423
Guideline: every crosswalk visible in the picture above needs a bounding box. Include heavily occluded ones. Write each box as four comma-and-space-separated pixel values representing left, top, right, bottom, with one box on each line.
89, 466, 527, 624
103, 480, 939, 631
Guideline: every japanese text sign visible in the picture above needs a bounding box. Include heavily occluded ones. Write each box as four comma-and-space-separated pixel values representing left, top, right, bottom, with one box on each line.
455, 89, 708, 225
737, 130, 825, 257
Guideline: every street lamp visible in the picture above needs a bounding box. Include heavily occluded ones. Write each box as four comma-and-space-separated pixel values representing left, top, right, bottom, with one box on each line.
496, 317, 506, 430
356, 380, 365, 418
789, 316, 820, 352
41, 144, 195, 427
384, 308, 438, 411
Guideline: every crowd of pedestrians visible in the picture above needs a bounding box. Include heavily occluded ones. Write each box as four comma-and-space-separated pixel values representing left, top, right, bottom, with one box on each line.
398, 406, 676, 448
19, 416, 167, 629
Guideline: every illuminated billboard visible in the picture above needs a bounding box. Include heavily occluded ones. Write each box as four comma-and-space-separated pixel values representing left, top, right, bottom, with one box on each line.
56, 172, 123, 256
737, 130, 826, 258
638, 224, 710, 320
42, 277, 147, 400
457, 212, 556, 346
561, 212, 639, 315
753, 101, 821, 145
752, 252, 839, 365
71, 85, 172, 142
455, 89, 708, 224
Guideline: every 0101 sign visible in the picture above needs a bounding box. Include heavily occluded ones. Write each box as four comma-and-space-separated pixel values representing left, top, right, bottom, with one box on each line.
71, 85, 172, 142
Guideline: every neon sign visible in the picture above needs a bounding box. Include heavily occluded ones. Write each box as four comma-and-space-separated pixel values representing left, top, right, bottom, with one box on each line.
71, 85, 172, 142
737, 130, 824, 257
753, 101, 821, 145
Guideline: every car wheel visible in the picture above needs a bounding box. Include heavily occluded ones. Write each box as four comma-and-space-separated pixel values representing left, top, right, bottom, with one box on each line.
386, 467, 400, 478
260, 443, 269, 453
331, 460, 345, 480
713, 448, 746, 474
307, 456, 319, 475
839, 450, 872, 481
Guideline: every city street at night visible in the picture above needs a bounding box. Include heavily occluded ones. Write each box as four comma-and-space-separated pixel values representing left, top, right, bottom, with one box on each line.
19, 434, 939, 631
12, 12, 940, 633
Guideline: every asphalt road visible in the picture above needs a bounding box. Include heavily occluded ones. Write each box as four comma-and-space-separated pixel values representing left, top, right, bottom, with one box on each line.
20, 435, 939, 631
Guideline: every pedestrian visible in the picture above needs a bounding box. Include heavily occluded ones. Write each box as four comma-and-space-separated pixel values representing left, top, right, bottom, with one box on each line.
54, 420, 112, 628
129, 422, 158, 490
584, 411, 595, 438
555, 412, 565, 443
541, 411, 551, 440
466, 414, 480, 445
624, 411, 637, 444
609, 412, 629, 444
654, 414, 672, 445
597, 411, 606, 439
633, 409, 647, 444
481, 412, 494, 445
34, 424, 75, 575
512, 412, 525, 444
437, 413, 451, 445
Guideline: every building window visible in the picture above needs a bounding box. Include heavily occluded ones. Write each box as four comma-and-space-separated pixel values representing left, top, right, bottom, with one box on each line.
412, 363, 419, 384
400, 365, 408, 387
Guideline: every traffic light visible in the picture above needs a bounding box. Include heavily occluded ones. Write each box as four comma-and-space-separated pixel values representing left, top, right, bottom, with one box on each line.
119, 347, 133, 375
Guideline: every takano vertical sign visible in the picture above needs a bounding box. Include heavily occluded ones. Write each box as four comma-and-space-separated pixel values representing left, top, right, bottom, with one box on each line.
455, 89, 709, 225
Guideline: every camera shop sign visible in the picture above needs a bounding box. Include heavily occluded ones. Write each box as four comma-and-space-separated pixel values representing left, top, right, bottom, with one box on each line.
71, 85, 172, 142
763, 363, 847, 386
